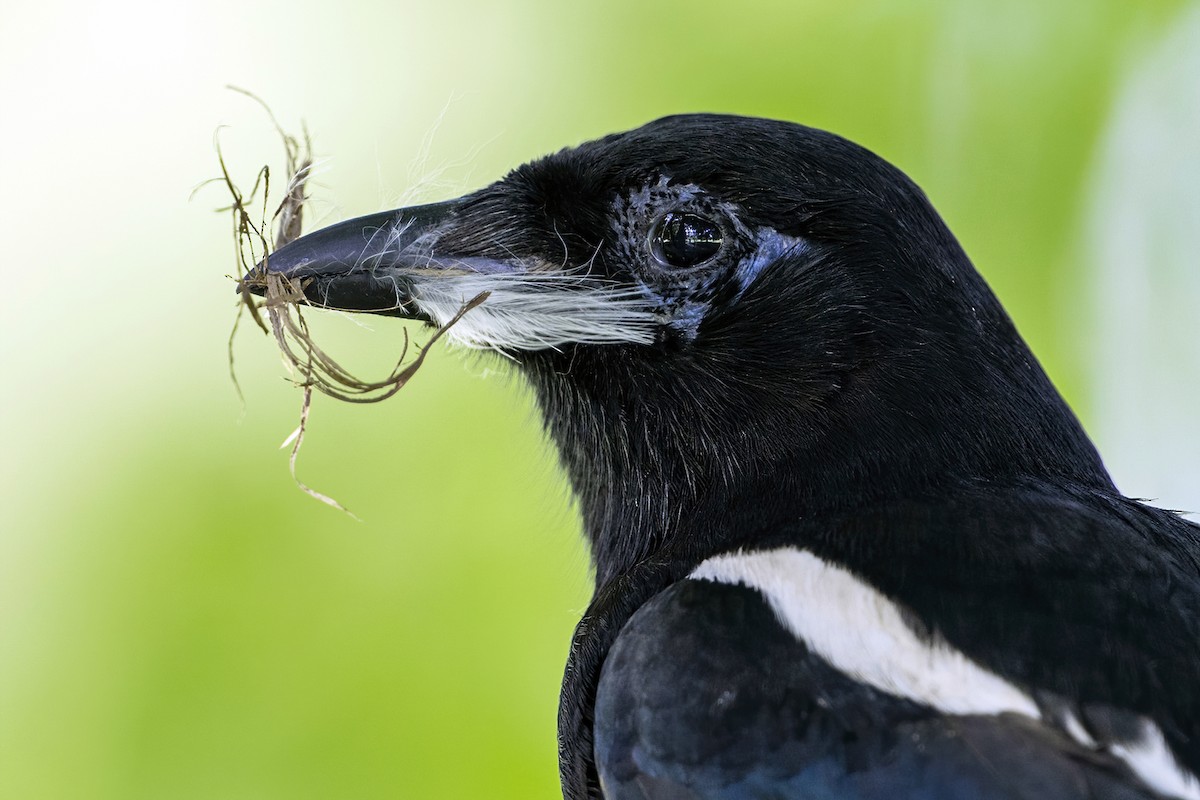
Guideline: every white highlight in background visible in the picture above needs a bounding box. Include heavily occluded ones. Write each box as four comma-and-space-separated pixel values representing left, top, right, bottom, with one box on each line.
1085, 7, 1200, 515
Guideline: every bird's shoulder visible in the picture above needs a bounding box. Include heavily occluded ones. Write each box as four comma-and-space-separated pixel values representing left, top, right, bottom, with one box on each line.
792, 486, 1200, 770
593, 486, 1200, 799
594, 576, 1161, 800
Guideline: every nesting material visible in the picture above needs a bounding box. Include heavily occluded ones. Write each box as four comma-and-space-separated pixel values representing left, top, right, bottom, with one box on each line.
216, 89, 486, 513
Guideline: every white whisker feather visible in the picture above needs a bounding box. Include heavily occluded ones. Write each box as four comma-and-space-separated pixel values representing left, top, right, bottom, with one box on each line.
408, 273, 659, 350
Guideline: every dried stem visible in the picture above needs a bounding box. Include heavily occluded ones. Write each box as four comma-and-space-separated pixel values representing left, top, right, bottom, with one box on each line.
212, 90, 487, 514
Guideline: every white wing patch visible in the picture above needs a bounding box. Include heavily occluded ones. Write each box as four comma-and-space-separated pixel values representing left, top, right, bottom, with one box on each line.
1113, 721, 1200, 800
691, 548, 1039, 717
690, 547, 1200, 799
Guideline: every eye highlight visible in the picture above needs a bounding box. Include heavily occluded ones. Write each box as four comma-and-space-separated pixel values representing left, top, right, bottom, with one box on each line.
649, 212, 723, 268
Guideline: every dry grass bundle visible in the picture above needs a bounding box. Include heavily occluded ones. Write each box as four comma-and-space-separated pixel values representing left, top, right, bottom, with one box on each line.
213, 88, 486, 514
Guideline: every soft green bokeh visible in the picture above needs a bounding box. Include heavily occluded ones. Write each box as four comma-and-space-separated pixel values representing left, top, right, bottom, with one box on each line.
2, 1, 1196, 798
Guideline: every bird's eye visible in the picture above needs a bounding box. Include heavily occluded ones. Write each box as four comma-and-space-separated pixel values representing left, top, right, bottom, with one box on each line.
649, 212, 724, 268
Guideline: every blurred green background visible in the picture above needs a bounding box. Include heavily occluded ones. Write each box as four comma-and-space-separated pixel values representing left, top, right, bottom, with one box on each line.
3, 1, 1198, 798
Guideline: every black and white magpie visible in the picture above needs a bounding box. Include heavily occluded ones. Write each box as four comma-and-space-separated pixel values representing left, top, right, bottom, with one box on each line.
248, 114, 1200, 799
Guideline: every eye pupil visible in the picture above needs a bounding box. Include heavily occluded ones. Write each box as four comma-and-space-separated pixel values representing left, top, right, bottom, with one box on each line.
650, 212, 723, 267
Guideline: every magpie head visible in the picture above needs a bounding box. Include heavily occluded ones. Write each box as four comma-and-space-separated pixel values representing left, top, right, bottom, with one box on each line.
249, 114, 1112, 580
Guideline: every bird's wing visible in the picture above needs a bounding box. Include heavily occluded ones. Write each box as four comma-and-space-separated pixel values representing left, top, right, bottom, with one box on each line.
593, 488, 1200, 800
802, 487, 1200, 788
595, 578, 1159, 800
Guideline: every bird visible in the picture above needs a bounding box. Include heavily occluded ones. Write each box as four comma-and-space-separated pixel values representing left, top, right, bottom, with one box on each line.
247, 114, 1200, 799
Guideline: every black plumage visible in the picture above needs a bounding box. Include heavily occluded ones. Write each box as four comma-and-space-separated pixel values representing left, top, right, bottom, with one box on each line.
249, 114, 1200, 799
597, 578, 1160, 800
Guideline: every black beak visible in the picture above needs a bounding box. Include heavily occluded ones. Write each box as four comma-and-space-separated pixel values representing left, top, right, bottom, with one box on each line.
241, 198, 475, 317
238, 191, 659, 351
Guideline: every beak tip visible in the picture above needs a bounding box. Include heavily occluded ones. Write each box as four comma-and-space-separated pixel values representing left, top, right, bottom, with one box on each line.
237, 246, 307, 297
236, 274, 266, 297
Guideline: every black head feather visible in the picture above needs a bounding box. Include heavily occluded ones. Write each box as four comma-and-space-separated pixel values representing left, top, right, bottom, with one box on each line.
443, 114, 1114, 583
